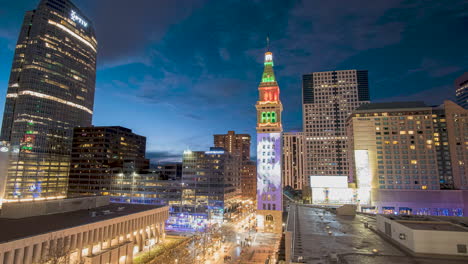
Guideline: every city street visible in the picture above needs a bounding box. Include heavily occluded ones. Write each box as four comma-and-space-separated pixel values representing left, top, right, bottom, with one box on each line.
182, 211, 281, 264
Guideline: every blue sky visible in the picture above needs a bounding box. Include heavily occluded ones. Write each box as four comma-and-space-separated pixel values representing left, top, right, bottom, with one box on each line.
0, 0, 467, 163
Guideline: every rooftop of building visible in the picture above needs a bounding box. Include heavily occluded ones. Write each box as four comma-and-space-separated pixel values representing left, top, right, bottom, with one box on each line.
381, 214, 468, 232
214, 131, 251, 137
455, 72, 468, 86
355, 101, 429, 111
0, 203, 164, 244
396, 220, 468, 232
74, 126, 134, 133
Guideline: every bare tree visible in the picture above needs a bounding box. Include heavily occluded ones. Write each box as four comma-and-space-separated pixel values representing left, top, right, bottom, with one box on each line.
34, 238, 84, 264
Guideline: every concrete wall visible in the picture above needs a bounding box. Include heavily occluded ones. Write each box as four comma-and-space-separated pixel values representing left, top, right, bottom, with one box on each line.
376, 215, 416, 251
376, 215, 468, 256
0, 150, 10, 208
412, 229, 468, 256
1, 196, 110, 219
336, 204, 357, 216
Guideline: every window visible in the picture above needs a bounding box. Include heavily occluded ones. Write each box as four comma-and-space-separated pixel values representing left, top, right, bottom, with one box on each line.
457, 244, 467, 254
384, 222, 391, 236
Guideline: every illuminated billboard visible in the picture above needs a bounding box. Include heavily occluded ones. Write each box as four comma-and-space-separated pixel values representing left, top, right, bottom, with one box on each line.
257, 132, 282, 211
309, 175, 348, 188
354, 150, 371, 188
355, 150, 371, 205
312, 187, 355, 204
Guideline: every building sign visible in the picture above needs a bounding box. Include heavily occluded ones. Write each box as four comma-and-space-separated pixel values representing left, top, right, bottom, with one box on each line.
257, 133, 282, 211
71, 10, 88, 27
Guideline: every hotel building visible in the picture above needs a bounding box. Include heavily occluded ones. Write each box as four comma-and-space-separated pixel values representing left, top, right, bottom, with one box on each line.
302, 70, 369, 186
0, 0, 97, 201
282, 132, 304, 190
348, 101, 468, 215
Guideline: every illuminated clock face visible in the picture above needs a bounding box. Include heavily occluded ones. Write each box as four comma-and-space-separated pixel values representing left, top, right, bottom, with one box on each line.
265, 54, 272, 61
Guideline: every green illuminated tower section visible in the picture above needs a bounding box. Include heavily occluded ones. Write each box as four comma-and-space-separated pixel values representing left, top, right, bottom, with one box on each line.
256, 48, 283, 234
256, 51, 283, 133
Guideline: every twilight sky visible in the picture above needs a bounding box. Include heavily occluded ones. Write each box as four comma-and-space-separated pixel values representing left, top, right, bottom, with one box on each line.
0, 0, 467, 163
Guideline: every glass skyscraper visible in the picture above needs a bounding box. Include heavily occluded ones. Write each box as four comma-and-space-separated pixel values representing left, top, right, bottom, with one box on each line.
0, 0, 97, 201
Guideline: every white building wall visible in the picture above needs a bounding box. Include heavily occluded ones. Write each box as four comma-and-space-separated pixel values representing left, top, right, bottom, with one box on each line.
377, 215, 468, 256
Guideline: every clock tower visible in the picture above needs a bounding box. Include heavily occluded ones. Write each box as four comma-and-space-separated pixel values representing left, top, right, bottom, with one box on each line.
255, 43, 283, 234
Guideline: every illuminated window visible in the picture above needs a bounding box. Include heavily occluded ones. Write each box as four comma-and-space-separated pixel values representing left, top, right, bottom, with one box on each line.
410, 145, 415, 150
411, 160, 418, 164
271, 112, 276, 123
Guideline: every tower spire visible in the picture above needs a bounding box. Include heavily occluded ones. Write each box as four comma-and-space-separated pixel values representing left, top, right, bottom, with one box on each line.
267, 35, 270, 52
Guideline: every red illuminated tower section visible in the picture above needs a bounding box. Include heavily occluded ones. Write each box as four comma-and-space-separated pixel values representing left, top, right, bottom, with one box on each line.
255, 46, 283, 234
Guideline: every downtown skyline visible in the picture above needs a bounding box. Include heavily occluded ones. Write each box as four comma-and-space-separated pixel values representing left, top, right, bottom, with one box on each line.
0, 0, 467, 163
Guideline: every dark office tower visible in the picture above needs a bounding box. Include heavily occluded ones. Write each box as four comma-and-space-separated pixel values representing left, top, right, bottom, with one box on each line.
302, 70, 369, 186
214, 131, 251, 161
455, 72, 468, 109
68, 126, 149, 197
0, 0, 97, 201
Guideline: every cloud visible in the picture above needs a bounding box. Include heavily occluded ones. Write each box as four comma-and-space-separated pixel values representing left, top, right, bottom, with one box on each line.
81, 0, 206, 67
146, 150, 181, 163
218, 48, 230, 61
375, 84, 456, 105
0, 28, 15, 40
409, 58, 462, 78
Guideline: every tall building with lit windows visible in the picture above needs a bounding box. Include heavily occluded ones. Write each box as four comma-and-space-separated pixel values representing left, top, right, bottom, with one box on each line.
67, 126, 149, 198
282, 132, 304, 190
455, 72, 468, 109
255, 47, 283, 234
302, 70, 369, 187
0, 0, 97, 201
348, 101, 468, 216
214, 131, 251, 161
180, 147, 241, 228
